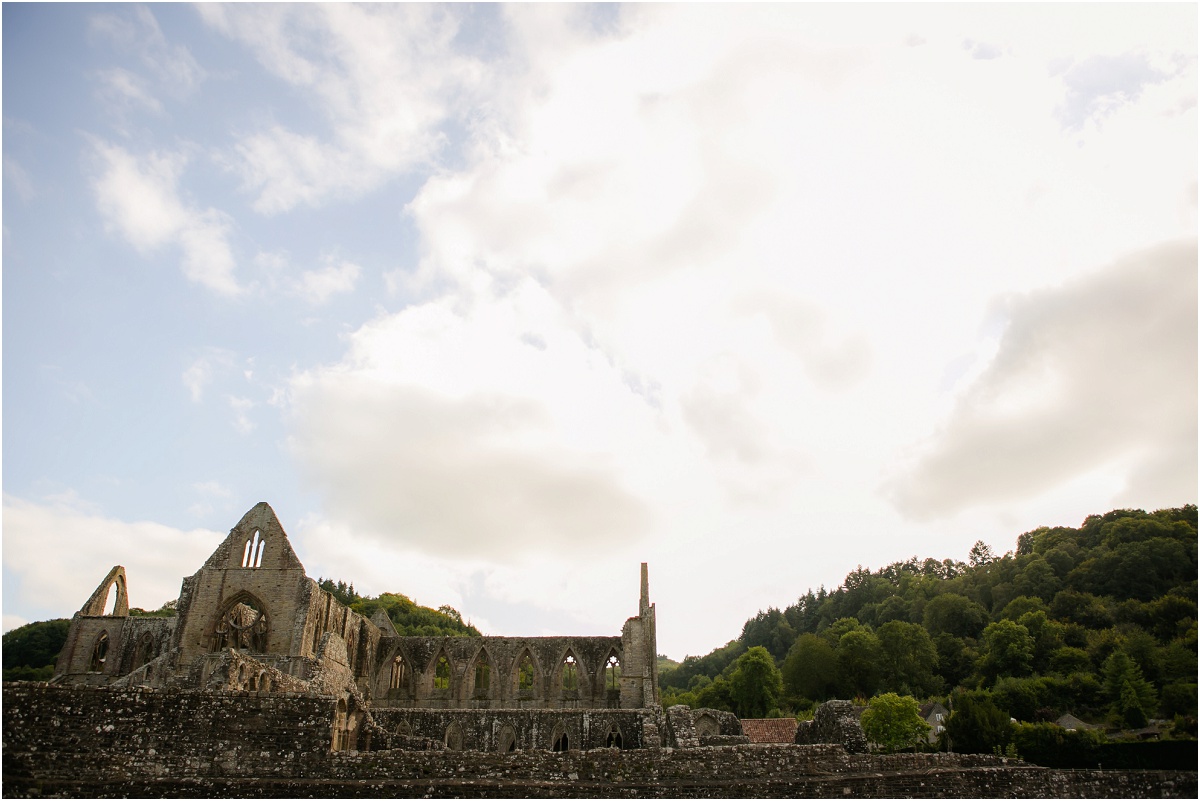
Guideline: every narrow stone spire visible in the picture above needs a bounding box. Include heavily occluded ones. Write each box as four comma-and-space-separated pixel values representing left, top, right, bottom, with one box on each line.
640, 562, 650, 614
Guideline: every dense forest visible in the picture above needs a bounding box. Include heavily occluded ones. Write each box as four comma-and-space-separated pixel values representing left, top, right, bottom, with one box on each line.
659, 506, 1197, 750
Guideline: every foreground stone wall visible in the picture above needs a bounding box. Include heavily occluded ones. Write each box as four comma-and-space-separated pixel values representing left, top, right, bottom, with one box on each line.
373, 707, 649, 751
4, 683, 1194, 798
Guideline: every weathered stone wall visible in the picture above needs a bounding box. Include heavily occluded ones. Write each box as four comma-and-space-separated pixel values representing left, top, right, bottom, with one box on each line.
372, 707, 649, 752
51, 504, 660, 716
5, 683, 1194, 798
795, 699, 868, 753
374, 635, 625, 709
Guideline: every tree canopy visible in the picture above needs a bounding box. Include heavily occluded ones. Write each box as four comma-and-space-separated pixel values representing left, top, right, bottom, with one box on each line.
659, 505, 1197, 735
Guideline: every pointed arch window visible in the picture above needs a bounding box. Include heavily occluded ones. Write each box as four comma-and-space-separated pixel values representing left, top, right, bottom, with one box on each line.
89, 631, 110, 672
474, 653, 491, 696
433, 654, 451, 691
445, 722, 464, 751
606, 653, 621, 690
241, 529, 265, 568
390, 655, 407, 689
561, 653, 578, 692
132, 631, 156, 671
212, 599, 269, 652
517, 653, 535, 691
497, 724, 517, 753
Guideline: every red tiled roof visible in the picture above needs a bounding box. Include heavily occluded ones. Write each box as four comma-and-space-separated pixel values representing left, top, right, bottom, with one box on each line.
740, 718, 798, 744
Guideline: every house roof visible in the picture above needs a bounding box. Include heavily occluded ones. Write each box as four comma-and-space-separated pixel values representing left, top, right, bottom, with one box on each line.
919, 702, 948, 719
740, 718, 798, 744
1055, 713, 1097, 730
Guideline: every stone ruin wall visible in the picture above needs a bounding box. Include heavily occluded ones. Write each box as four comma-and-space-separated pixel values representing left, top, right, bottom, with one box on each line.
375, 635, 628, 709
4, 682, 1195, 799
51, 503, 659, 716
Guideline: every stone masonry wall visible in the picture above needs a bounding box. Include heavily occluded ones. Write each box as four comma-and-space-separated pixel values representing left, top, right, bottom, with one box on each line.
374, 635, 624, 708
373, 707, 648, 752
4, 683, 1194, 798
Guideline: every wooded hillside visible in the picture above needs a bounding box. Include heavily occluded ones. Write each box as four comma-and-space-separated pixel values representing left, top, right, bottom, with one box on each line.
660, 506, 1197, 734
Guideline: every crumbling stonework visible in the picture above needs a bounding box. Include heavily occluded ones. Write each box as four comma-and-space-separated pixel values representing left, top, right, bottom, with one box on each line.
3, 683, 1194, 798
45, 502, 662, 753
794, 700, 869, 754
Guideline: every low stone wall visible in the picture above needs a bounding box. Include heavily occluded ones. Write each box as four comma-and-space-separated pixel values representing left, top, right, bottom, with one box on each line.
4, 683, 1195, 798
373, 706, 650, 751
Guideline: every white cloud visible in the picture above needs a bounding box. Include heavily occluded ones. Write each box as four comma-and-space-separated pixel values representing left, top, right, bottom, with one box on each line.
2, 494, 222, 621
294, 259, 362, 305
963, 39, 1005, 61
187, 481, 235, 518
286, 275, 661, 559
199, 4, 486, 212
89, 6, 205, 97
93, 67, 164, 116
182, 348, 237, 402
4, 155, 36, 201
1056, 51, 1182, 131
227, 396, 256, 435
282, 5, 1196, 656
252, 251, 363, 305
12, 3, 1192, 658
886, 240, 1197, 519
90, 140, 242, 296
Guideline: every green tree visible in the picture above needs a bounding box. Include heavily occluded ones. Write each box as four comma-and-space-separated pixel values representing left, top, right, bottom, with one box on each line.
1102, 651, 1157, 728
968, 540, 995, 567
837, 628, 882, 698
2, 619, 70, 678
980, 619, 1035, 680
742, 608, 797, 662
1048, 646, 1091, 675
782, 633, 837, 703
923, 594, 988, 639
694, 675, 735, 712
877, 621, 939, 696
945, 691, 1012, 754
351, 592, 480, 637
861, 693, 929, 753
728, 646, 783, 718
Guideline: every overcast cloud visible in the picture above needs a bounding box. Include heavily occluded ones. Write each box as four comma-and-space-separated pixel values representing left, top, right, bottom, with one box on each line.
888, 240, 1197, 519
4, 4, 1195, 657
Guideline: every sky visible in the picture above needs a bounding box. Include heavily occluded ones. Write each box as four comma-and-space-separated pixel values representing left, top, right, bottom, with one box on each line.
3, 3, 1196, 661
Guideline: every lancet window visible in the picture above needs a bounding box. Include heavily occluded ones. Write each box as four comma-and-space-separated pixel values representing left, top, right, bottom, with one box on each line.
517, 653, 536, 691
241, 529, 265, 568
390, 655, 407, 690
433, 654, 451, 691
473, 653, 491, 695
561, 653, 578, 692
89, 631, 109, 672
606, 653, 621, 690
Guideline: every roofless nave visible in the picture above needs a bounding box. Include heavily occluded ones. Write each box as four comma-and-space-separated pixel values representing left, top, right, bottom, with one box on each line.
51, 501, 738, 751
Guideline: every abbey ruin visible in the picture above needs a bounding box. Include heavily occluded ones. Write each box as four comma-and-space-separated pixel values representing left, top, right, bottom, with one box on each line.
44, 502, 711, 752
3, 502, 1195, 797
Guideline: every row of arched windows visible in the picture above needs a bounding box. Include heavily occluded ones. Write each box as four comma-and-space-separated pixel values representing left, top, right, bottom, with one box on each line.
388, 649, 622, 696
87, 630, 161, 675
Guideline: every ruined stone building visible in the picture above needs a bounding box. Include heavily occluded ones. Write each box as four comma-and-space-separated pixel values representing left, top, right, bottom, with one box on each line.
50, 502, 724, 752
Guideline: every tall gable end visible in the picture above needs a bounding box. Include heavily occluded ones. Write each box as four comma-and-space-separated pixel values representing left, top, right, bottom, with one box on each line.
202, 502, 305, 572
